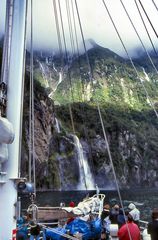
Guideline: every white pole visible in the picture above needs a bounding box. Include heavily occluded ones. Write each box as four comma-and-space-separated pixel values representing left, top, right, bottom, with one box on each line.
0, 0, 27, 239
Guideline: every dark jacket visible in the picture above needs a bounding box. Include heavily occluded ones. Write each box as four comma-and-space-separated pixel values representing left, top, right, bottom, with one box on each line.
30, 224, 41, 236
148, 220, 158, 240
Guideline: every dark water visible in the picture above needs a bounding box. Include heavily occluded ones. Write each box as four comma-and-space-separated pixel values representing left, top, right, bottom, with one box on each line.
21, 188, 158, 222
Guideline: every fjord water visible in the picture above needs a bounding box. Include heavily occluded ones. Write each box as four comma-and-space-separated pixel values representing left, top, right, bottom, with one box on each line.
21, 188, 158, 222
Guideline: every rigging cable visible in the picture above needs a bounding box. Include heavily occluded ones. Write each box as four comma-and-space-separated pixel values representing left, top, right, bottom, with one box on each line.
134, 0, 158, 56
74, 0, 130, 216
66, 0, 85, 103
52, 0, 64, 67
74, 0, 94, 88
119, 0, 158, 75
57, 0, 74, 98
70, 0, 86, 102
69, 0, 96, 181
138, 0, 158, 38
29, 0, 36, 195
71, 0, 95, 178
56, 0, 75, 132
66, 0, 75, 56
57, 0, 69, 62
99, 5, 158, 234
52, 0, 89, 189
71, 0, 98, 189
152, 0, 158, 12
71, 0, 96, 176
102, 0, 158, 121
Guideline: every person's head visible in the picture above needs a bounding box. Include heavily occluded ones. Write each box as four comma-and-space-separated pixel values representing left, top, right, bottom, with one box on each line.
114, 204, 119, 210
128, 203, 136, 210
152, 208, 158, 219
69, 201, 75, 207
103, 204, 110, 210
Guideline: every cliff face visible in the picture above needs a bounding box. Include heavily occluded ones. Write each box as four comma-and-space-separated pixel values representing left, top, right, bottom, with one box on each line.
20, 46, 158, 190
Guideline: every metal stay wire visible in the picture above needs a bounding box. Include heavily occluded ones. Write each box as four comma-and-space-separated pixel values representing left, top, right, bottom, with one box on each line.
74, 0, 130, 236
102, 0, 158, 119
134, 0, 158, 56
29, 0, 36, 195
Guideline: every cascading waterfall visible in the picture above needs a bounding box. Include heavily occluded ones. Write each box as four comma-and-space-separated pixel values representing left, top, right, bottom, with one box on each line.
48, 69, 63, 98
141, 67, 150, 82
54, 71, 63, 92
54, 117, 61, 133
72, 134, 95, 190
38, 60, 49, 87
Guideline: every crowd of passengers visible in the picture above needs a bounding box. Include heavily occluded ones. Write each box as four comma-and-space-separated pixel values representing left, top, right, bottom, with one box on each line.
101, 202, 158, 240
17, 201, 158, 240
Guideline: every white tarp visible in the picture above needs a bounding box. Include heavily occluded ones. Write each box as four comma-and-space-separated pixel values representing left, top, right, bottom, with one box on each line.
63, 194, 105, 217
0, 117, 14, 144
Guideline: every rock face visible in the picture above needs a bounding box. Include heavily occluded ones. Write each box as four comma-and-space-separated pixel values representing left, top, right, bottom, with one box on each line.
20, 46, 158, 190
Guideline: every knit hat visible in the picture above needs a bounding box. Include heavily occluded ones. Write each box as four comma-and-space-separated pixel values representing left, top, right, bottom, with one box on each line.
128, 203, 136, 210
69, 201, 75, 207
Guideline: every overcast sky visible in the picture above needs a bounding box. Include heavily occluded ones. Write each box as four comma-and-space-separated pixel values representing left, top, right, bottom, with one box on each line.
0, 0, 158, 57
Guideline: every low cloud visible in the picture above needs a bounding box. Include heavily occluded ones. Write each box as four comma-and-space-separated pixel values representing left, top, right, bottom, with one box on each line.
1, 0, 158, 58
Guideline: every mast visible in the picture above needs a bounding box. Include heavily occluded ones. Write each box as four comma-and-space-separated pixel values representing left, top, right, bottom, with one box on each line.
0, 0, 27, 239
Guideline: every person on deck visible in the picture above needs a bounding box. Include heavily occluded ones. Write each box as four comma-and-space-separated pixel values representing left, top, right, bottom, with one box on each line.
101, 204, 111, 240
128, 203, 140, 226
16, 216, 29, 240
29, 221, 41, 240
147, 208, 158, 240
118, 213, 140, 240
117, 208, 127, 228
109, 204, 120, 224
67, 201, 75, 224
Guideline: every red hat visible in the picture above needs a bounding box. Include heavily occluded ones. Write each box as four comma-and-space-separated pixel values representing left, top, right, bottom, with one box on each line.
69, 201, 75, 207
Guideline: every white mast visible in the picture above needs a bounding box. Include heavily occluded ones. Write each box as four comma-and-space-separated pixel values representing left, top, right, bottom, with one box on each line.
0, 0, 27, 239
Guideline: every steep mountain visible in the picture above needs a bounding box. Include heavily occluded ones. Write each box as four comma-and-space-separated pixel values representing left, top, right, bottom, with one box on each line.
15, 44, 158, 190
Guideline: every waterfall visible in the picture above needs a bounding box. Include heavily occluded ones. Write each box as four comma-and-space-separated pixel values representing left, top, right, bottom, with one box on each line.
141, 67, 150, 82
72, 135, 95, 190
48, 70, 63, 99
38, 61, 49, 87
55, 117, 61, 133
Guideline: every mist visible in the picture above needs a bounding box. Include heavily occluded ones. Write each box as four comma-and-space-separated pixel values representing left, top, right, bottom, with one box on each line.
0, 0, 158, 58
